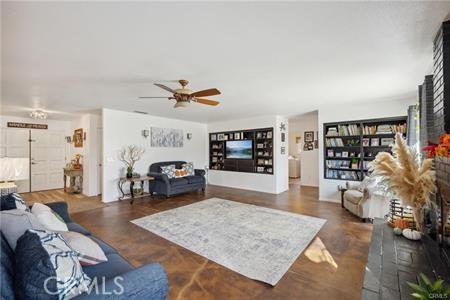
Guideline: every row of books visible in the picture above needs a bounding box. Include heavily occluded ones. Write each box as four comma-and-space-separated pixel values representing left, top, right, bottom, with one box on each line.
325, 138, 360, 147
325, 138, 344, 147
326, 160, 353, 169
326, 124, 360, 136
326, 170, 361, 180
362, 123, 407, 135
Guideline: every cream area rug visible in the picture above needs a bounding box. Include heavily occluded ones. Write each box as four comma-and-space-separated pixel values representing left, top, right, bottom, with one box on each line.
131, 198, 326, 285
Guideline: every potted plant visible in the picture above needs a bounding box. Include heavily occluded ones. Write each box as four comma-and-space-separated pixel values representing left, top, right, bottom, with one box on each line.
407, 273, 450, 299
119, 145, 145, 178
370, 133, 436, 231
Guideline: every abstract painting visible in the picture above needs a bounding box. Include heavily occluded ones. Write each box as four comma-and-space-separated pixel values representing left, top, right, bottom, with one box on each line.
150, 127, 184, 147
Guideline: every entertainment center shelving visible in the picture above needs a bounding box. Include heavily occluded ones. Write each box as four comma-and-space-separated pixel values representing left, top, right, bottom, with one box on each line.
209, 127, 274, 175
323, 116, 407, 181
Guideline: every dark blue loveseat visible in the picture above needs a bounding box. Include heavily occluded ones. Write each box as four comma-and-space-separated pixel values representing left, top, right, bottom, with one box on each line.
1, 201, 168, 299
148, 161, 206, 197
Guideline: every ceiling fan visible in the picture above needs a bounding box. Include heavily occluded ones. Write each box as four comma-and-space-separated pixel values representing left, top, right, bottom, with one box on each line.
139, 80, 221, 108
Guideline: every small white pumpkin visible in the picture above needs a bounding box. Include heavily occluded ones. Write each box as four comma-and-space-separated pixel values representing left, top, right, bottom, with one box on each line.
402, 228, 421, 240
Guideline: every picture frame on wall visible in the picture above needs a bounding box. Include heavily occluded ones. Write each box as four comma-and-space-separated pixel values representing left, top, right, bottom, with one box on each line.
371, 138, 379, 146
362, 138, 370, 147
234, 132, 240, 140
281, 146, 286, 155
211, 134, 217, 141
327, 149, 334, 157
295, 136, 301, 144
305, 131, 314, 142
281, 132, 285, 142
73, 128, 83, 148
217, 133, 224, 141
342, 151, 349, 158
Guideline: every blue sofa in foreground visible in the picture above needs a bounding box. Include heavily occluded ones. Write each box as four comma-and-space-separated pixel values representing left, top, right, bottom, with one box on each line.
148, 161, 206, 197
1, 201, 168, 299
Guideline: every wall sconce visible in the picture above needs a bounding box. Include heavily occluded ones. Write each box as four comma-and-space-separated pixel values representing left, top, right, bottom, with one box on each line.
187, 133, 192, 140
142, 129, 149, 138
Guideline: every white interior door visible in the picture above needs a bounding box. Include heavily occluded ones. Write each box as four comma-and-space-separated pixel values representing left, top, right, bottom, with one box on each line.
31, 130, 65, 192
3, 129, 30, 193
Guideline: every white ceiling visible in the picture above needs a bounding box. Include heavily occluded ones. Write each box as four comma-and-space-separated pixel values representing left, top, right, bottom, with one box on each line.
2, 1, 450, 122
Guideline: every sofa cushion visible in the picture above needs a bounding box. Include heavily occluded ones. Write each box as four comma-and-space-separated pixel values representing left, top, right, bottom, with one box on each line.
67, 222, 92, 236
185, 175, 204, 184
182, 162, 195, 176
160, 165, 176, 179
31, 203, 69, 232
60, 231, 108, 266
169, 177, 189, 187
15, 230, 91, 300
82, 253, 134, 280
1, 233, 15, 300
1, 192, 29, 211
344, 189, 364, 205
149, 161, 186, 173
0, 209, 45, 250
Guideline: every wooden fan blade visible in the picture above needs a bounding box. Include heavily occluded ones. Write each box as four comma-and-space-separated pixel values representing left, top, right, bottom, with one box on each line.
190, 88, 221, 97
194, 98, 220, 106
154, 83, 175, 93
138, 97, 171, 99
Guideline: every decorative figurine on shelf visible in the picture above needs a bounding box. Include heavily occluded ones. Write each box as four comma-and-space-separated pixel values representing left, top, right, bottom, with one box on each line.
119, 145, 145, 178
73, 154, 83, 169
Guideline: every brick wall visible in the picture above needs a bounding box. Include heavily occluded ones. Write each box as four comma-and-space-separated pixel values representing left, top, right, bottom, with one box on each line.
419, 75, 434, 149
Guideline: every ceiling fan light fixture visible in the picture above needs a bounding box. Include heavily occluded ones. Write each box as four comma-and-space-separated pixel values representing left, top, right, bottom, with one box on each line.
174, 101, 188, 108
29, 109, 48, 120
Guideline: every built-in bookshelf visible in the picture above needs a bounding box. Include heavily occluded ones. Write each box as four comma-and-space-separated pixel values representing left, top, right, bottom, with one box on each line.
323, 116, 407, 181
209, 127, 273, 174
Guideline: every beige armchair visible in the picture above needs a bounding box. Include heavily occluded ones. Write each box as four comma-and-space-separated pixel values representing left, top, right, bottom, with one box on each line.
343, 181, 372, 221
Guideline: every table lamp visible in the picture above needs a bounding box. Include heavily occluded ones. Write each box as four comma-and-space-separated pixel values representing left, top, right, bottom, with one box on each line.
0, 157, 29, 189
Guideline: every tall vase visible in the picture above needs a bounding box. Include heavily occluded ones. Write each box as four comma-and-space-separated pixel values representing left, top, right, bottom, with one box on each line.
126, 167, 133, 178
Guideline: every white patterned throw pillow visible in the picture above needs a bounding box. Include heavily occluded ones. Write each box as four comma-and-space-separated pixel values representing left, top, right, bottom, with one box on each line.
182, 162, 195, 176
32, 203, 68, 232
160, 164, 176, 179
28, 229, 92, 299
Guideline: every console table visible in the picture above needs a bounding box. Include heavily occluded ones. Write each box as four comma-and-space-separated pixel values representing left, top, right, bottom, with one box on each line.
64, 168, 83, 194
118, 176, 154, 204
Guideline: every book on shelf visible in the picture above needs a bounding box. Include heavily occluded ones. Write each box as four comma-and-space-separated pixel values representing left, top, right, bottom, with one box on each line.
326, 160, 351, 169
326, 127, 338, 136
362, 123, 407, 135
325, 138, 344, 147
326, 169, 361, 180
326, 125, 360, 136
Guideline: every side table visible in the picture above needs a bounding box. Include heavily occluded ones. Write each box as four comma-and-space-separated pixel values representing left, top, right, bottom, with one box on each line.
338, 186, 347, 208
64, 168, 83, 194
118, 176, 155, 204
0, 182, 17, 196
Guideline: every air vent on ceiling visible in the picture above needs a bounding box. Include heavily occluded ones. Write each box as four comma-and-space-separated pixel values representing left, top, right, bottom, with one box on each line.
133, 110, 148, 115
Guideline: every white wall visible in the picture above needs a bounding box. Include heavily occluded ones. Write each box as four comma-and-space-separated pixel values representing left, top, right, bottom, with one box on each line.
288, 111, 319, 187
102, 108, 208, 203
318, 98, 415, 202
70, 114, 101, 196
207, 115, 289, 194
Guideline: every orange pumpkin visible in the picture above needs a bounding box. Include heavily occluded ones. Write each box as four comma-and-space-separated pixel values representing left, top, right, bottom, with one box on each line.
394, 218, 410, 229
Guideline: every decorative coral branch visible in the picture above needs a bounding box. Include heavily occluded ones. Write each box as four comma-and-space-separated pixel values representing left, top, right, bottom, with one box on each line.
370, 133, 436, 231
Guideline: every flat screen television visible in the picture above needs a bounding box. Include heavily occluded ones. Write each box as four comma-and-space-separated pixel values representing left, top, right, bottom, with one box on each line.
225, 140, 253, 159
